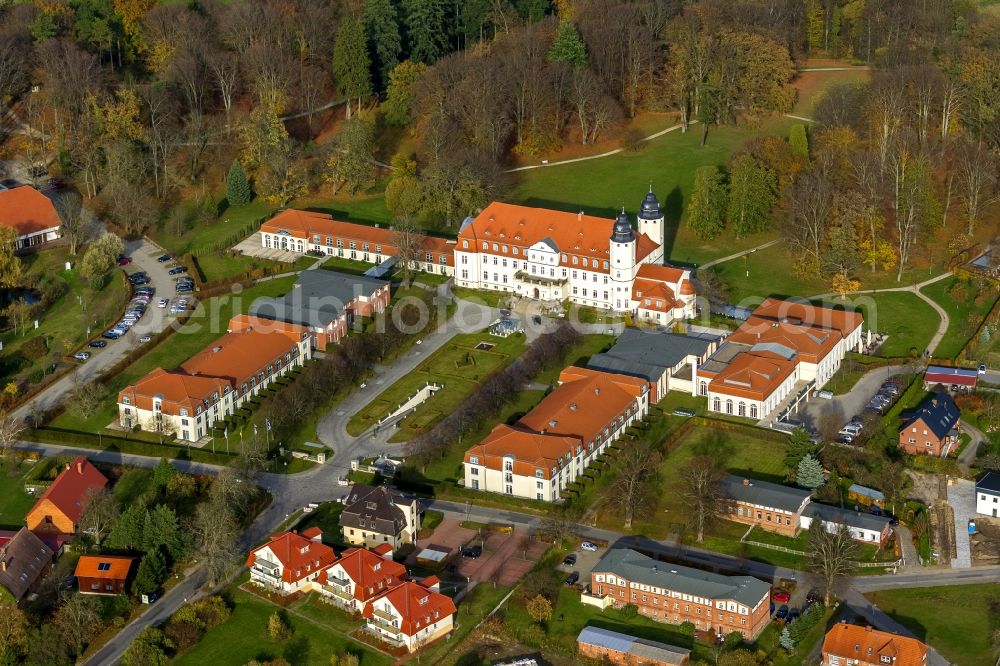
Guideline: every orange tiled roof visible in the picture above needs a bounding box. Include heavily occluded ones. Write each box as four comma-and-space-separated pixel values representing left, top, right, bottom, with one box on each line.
709, 350, 797, 400
74, 555, 134, 580
822, 623, 928, 666
261, 209, 455, 266
752, 297, 862, 337
635, 263, 684, 284
458, 202, 659, 271
118, 367, 230, 414
0, 187, 61, 237
519, 367, 646, 444
247, 530, 336, 584
330, 547, 407, 602
363, 580, 456, 637
727, 316, 840, 363
464, 424, 580, 479
31, 456, 108, 525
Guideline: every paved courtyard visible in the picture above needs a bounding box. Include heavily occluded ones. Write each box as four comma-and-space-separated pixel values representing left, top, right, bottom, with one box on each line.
947, 478, 975, 568
233, 231, 301, 263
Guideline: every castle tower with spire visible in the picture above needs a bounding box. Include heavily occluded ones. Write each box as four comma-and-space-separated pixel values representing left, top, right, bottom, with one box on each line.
609, 207, 637, 311
637, 185, 665, 264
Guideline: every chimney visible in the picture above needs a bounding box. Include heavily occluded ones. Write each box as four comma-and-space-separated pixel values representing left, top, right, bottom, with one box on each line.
578, 211, 584, 221
743, 478, 750, 486
1, 559, 6, 572
77, 461, 83, 474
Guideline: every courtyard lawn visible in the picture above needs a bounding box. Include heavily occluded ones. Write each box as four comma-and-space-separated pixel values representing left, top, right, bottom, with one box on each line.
852, 292, 939, 358
174, 588, 391, 666
451, 286, 513, 309
508, 117, 796, 267
320, 256, 379, 276
865, 584, 1000, 666
50, 276, 299, 433
656, 426, 788, 536
346, 330, 528, 439
0, 460, 37, 529
919, 275, 999, 360
0, 247, 129, 384
534, 333, 616, 386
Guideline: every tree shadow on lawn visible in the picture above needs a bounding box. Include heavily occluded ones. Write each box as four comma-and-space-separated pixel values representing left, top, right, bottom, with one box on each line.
727, 467, 787, 485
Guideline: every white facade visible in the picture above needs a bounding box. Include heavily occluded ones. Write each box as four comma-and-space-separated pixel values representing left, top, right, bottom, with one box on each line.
799, 514, 888, 544
366, 593, 454, 652
977, 488, 1000, 517
704, 364, 800, 421
248, 544, 324, 595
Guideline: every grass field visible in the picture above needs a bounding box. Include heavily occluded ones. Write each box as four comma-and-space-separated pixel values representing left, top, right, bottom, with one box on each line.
0, 247, 129, 384
50, 276, 299, 433
346, 330, 527, 439
920, 276, 999, 360
852, 292, 939, 358
0, 460, 36, 529
865, 584, 1000, 666
175, 588, 391, 666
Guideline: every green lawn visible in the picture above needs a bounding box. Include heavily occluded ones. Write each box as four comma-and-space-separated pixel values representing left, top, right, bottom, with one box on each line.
508, 118, 798, 266
865, 584, 1000, 666
450, 286, 514, 309
50, 276, 299, 433
175, 588, 391, 666
0, 460, 37, 529
320, 256, 379, 276
296, 502, 346, 548
852, 292, 939, 358
534, 334, 615, 386
920, 276, 999, 360
0, 247, 129, 384
347, 330, 528, 439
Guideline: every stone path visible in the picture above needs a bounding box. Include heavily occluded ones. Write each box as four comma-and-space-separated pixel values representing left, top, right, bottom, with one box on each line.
947, 478, 975, 568
697, 238, 784, 270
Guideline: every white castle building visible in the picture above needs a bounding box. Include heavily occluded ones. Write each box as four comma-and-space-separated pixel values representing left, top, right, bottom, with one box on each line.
454, 190, 696, 322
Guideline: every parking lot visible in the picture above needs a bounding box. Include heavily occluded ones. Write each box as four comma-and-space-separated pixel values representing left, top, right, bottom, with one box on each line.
554, 541, 605, 587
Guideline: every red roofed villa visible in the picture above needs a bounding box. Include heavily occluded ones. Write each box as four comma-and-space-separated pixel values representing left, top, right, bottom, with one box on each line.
362, 578, 456, 652
26, 456, 108, 536
0, 186, 61, 250
247, 528, 337, 595
321, 545, 406, 612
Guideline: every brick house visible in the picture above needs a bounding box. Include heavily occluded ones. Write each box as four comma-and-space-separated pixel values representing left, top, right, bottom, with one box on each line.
586, 548, 771, 640
822, 622, 928, 666
75, 555, 135, 595
246, 528, 336, 595
577, 625, 690, 666
26, 456, 108, 536
250, 270, 390, 351
899, 393, 961, 457
719, 476, 812, 537
320, 544, 406, 613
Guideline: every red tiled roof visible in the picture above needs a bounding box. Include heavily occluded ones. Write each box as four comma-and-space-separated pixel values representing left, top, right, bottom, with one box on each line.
261, 209, 455, 266
822, 623, 928, 666
458, 202, 659, 271
728, 316, 839, 363
709, 350, 798, 401
31, 456, 108, 525
75, 555, 134, 580
752, 297, 862, 337
300, 526, 322, 539
372, 543, 393, 556
362, 580, 456, 636
330, 547, 406, 602
464, 424, 579, 479
0, 187, 61, 237
247, 530, 336, 585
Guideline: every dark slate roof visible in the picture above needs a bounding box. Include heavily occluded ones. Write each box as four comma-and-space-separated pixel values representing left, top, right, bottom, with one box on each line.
977, 470, 1000, 495
720, 475, 811, 513
250, 270, 388, 329
902, 393, 961, 440
587, 328, 714, 382
340, 484, 412, 537
0, 528, 53, 600
593, 548, 770, 608
804, 503, 892, 532
577, 626, 689, 665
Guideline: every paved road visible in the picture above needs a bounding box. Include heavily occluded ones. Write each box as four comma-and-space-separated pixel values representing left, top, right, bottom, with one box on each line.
958, 421, 988, 470
947, 478, 975, 569
698, 238, 783, 270
13, 237, 180, 419
843, 589, 951, 666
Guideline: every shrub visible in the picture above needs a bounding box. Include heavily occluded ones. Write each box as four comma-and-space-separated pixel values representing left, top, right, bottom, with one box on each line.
619, 603, 638, 619
620, 127, 645, 152
164, 618, 202, 653
21, 336, 48, 360
192, 596, 231, 629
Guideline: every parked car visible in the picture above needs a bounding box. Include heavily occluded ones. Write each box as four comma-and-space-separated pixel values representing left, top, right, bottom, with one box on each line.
980, 364, 988, 375
870, 506, 884, 516
74, 351, 91, 361
88, 340, 107, 349
117, 256, 132, 266
566, 572, 580, 585
580, 541, 599, 552
805, 590, 821, 605
169, 266, 187, 275
774, 605, 789, 621
157, 254, 172, 262
461, 546, 482, 559
563, 554, 577, 566
157, 298, 169, 308
813, 389, 834, 399
102, 331, 120, 340
139, 335, 152, 343
772, 589, 791, 604
786, 609, 801, 624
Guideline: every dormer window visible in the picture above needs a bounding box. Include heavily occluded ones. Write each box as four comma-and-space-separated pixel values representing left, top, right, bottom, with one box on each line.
880, 657, 891, 664
366, 501, 377, 510
419, 595, 429, 605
